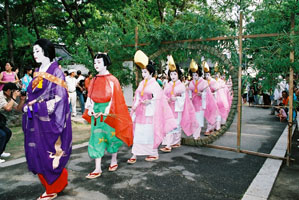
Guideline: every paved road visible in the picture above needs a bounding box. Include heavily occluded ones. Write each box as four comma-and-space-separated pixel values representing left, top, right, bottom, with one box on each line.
0, 106, 288, 200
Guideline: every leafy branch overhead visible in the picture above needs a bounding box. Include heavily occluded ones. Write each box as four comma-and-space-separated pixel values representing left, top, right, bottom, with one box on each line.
0, 0, 298, 88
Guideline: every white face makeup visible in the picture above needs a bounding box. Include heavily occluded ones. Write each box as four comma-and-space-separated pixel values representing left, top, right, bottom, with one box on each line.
94, 58, 106, 74
33, 45, 47, 63
192, 73, 199, 81
141, 69, 151, 80
170, 71, 178, 82
205, 73, 211, 80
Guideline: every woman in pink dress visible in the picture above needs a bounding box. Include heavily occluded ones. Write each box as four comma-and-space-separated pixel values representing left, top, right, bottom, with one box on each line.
160, 56, 198, 152
127, 50, 177, 164
205, 73, 221, 133
225, 75, 233, 110
214, 73, 230, 126
0, 63, 20, 91
188, 59, 218, 139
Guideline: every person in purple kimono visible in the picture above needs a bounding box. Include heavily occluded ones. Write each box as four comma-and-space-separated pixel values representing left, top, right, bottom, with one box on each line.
22, 39, 72, 200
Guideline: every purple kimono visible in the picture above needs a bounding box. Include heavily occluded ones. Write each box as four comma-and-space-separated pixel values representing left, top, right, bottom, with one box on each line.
22, 61, 72, 185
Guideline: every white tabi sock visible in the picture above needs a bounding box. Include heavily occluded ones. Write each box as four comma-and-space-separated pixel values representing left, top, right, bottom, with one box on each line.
193, 127, 201, 139
110, 153, 118, 166
93, 158, 102, 173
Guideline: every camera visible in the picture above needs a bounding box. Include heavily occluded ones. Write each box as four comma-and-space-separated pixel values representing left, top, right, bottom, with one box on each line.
20, 90, 27, 96
16, 85, 27, 97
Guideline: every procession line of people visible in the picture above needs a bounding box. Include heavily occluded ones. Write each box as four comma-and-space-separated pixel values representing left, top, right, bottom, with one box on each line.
1, 38, 232, 200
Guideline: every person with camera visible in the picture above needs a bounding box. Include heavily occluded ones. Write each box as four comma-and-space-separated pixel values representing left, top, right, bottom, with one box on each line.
0, 82, 26, 163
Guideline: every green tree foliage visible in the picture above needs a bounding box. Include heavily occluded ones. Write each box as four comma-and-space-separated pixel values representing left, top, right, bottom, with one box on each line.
0, 0, 297, 88
244, 0, 299, 90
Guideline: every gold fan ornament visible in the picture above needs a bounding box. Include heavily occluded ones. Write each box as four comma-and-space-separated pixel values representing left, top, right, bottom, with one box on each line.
134, 50, 149, 69
167, 55, 176, 71
189, 59, 198, 73
202, 61, 209, 73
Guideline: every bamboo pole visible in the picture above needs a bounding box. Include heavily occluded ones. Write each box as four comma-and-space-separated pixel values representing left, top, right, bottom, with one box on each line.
237, 12, 243, 152
244, 104, 289, 109
242, 33, 283, 39
205, 144, 294, 161
122, 33, 289, 47
134, 27, 139, 87
287, 13, 295, 166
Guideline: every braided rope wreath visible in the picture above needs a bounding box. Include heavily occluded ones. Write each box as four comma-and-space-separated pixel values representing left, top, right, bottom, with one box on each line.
149, 43, 238, 146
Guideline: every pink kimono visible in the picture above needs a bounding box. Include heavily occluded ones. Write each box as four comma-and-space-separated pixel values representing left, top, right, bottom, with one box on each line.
206, 77, 221, 131
189, 78, 218, 138
225, 78, 233, 110
162, 80, 198, 147
215, 78, 230, 123
206, 77, 230, 132
131, 78, 177, 156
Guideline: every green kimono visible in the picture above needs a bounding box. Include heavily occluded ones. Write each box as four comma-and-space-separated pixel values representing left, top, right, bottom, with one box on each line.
88, 102, 123, 158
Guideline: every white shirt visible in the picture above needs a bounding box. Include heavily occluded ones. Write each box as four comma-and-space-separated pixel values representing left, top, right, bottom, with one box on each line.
77, 75, 85, 82
0, 91, 17, 111
273, 88, 282, 101
65, 76, 78, 92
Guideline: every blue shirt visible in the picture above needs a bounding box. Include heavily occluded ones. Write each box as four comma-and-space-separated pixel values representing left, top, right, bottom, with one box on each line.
21, 74, 32, 91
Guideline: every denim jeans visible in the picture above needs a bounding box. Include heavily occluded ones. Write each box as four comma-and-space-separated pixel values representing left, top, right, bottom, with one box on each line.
76, 90, 85, 114
0, 126, 12, 155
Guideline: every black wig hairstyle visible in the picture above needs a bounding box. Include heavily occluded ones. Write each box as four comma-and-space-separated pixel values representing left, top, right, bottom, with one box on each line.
34, 39, 56, 62
146, 60, 156, 76
188, 62, 203, 78
94, 52, 112, 67
24, 66, 32, 73
168, 64, 183, 82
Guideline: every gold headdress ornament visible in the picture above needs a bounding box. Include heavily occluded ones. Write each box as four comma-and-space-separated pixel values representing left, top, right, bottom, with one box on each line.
214, 62, 219, 72
134, 50, 149, 69
189, 59, 198, 73
167, 55, 176, 71
202, 61, 209, 73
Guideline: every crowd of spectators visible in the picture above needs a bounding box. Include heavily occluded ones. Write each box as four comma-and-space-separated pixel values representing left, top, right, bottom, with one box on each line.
242, 75, 299, 122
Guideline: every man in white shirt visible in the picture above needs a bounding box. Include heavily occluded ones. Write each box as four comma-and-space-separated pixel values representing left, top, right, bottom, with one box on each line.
65, 69, 78, 117
0, 83, 26, 163
270, 83, 283, 115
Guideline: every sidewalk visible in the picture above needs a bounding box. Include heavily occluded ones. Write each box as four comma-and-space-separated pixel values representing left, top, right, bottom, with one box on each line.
0, 106, 294, 200
268, 125, 299, 200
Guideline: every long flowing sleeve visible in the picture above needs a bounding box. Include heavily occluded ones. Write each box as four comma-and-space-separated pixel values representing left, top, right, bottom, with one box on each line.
85, 97, 94, 116
46, 95, 62, 114
104, 81, 114, 114
175, 92, 185, 112
202, 89, 206, 109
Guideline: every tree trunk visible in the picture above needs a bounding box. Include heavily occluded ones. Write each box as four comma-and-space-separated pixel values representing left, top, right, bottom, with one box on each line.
5, 0, 14, 65
156, 0, 164, 23
31, 1, 40, 39
61, 0, 94, 59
